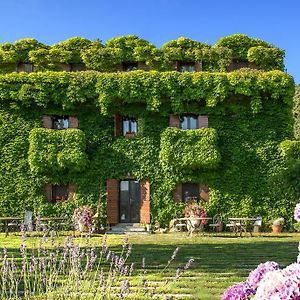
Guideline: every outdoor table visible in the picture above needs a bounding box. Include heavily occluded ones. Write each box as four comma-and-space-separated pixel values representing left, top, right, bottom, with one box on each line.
0, 217, 22, 236
227, 218, 258, 236
175, 217, 212, 235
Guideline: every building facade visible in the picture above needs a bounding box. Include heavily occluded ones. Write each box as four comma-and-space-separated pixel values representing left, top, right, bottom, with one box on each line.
0, 34, 296, 226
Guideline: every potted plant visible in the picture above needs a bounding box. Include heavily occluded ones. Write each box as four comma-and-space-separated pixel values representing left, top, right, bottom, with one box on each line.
183, 202, 208, 232
72, 205, 93, 232
271, 217, 284, 233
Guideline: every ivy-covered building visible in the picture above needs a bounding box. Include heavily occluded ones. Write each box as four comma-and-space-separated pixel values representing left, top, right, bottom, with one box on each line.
0, 34, 297, 227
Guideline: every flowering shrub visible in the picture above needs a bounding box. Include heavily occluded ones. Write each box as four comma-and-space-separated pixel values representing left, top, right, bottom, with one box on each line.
72, 205, 93, 229
222, 244, 300, 299
294, 203, 300, 232
183, 202, 208, 225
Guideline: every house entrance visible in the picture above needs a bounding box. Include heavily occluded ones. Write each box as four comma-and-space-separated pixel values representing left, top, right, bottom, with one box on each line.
119, 180, 141, 223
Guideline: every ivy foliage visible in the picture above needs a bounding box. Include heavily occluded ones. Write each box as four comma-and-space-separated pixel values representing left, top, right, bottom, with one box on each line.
294, 85, 300, 139
159, 127, 221, 171
28, 128, 87, 176
0, 34, 285, 73
0, 70, 293, 115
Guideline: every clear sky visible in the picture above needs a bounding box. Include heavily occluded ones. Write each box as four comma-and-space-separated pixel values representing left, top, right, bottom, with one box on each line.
0, 0, 299, 83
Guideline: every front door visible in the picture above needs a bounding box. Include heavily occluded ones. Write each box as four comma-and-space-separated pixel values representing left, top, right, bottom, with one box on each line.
119, 180, 141, 223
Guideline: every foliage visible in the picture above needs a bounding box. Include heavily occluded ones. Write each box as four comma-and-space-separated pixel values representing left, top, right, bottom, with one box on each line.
272, 217, 284, 226
183, 201, 208, 224
28, 128, 87, 176
159, 127, 221, 171
214, 34, 271, 60
294, 85, 300, 139
0, 34, 286, 72
247, 46, 285, 71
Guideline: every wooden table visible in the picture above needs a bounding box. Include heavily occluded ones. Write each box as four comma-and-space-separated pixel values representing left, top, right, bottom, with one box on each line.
175, 217, 212, 235
0, 217, 22, 236
227, 218, 258, 236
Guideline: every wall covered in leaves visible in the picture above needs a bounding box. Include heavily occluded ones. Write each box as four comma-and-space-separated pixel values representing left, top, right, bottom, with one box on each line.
0, 35, 297, 227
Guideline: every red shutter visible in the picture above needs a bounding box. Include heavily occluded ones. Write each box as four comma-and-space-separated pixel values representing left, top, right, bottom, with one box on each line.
69, 116, 78, 128
140, 180, 151, 224
114, 114, 122, 136
42, 116, 52, 128
106, 179, 119, 225
44, 184, 53, 202
198, 115, 208, 128
68, 184, 76, 200
169, 115, 180, 128
199, 184, 209, 202
173, 184, 182, 202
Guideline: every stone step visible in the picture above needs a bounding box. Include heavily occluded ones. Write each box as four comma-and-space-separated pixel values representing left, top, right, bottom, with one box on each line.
108, 223, 149, 233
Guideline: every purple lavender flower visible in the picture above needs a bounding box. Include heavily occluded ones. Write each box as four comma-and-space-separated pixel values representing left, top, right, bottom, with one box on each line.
294, 203, 300, 222
221, 281, 255, 300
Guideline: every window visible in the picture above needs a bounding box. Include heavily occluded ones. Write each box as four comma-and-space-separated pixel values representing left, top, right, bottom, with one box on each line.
52, 116, 69, 130
228, 59, 251, 71
122, 117, 138, 136
182, 183, 199, 202
123, 62, 138, 72
52, 185, 68, 203
180, 115, 198, 130
178, 62, 196, 72
17, 63, 34, 73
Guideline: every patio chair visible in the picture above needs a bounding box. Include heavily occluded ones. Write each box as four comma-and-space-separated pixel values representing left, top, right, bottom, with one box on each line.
225, 219, 242, 234
253, 216, 262, 233
209, 214, 223, 232
23, 210, 33, 231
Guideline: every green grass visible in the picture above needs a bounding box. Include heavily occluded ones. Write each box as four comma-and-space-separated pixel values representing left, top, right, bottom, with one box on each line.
0, 232, 299, 299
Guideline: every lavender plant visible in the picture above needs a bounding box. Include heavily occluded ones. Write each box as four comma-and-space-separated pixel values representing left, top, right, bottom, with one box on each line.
0, 229, 193, 299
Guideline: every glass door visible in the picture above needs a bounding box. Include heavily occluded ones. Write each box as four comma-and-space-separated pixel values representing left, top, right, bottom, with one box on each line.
119, 180, 141, 223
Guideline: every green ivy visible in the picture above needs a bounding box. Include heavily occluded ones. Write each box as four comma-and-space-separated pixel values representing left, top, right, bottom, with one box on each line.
159, 127, 221, 171
0, 35, 286, 73
28, 128, 87, 176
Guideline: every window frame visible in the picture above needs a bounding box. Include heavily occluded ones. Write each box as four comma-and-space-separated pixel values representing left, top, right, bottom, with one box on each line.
182, 183, 200, 202
177, 61, 196, 72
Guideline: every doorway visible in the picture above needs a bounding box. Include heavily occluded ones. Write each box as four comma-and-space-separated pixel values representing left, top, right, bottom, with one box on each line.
119, 180, 141, 223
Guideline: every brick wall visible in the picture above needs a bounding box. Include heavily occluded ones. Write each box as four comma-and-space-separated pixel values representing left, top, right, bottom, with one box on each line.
106, 179, 119, 225
140, 180, 150, 224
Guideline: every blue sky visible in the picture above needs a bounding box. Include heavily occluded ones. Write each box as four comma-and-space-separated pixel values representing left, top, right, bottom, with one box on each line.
0, 0, 299, 83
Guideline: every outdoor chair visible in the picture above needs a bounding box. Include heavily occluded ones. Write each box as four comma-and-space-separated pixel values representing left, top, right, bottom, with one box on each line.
225, 219, 241, 234
23, 210, 33, 231
253, 216, 262, 233
209, 214, 223, 232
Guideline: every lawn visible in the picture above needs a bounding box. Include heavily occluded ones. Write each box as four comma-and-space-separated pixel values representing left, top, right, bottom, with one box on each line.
0, 232, 299, 299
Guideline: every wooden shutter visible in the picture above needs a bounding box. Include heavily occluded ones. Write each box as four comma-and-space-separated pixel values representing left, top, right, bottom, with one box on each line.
106, 179, 119, 225
42, 116, 52, 128
198, 115, 208, 128
69, 116, 78, 128
195, 61, 202, 72
138, 61, 148, 71
173, 184, 182, 202
199, 184, 209, 202
68, 184, 76, 200
140, 180, 151, 224
169, 115, 180, 128
114, 114, 122, 136
44, 184, 53, 202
